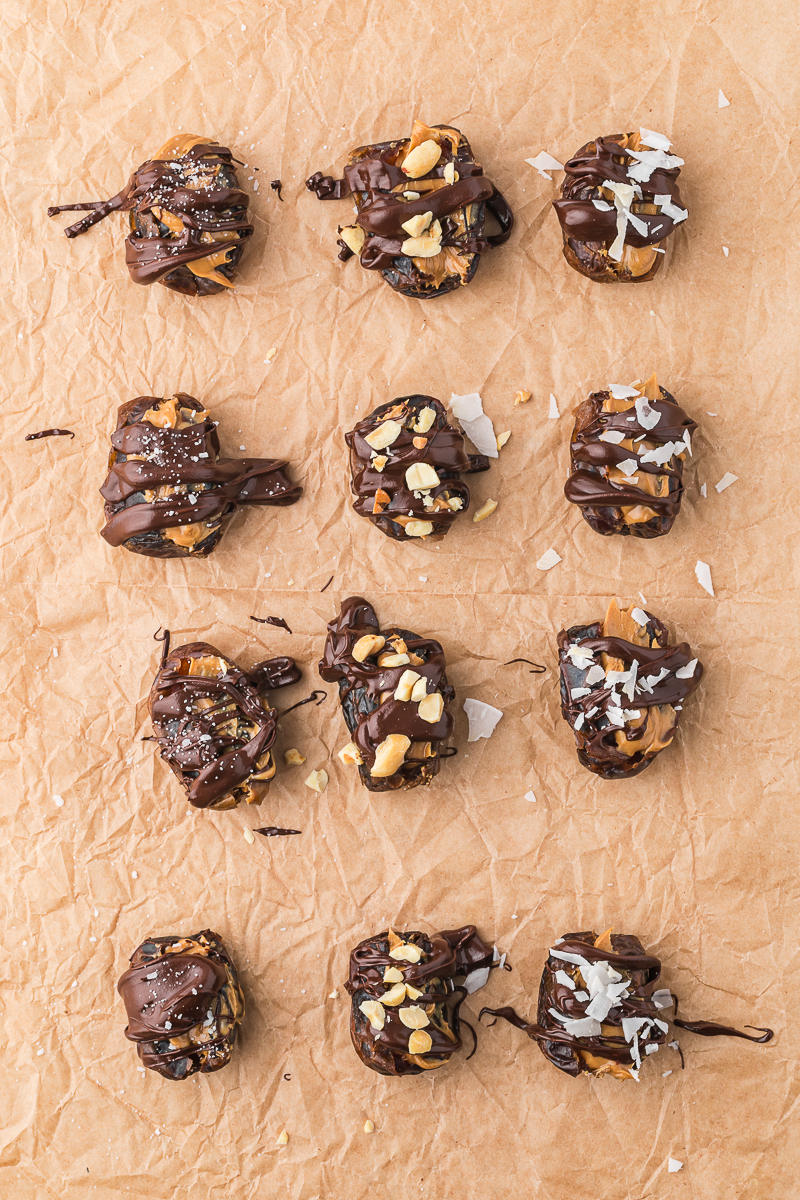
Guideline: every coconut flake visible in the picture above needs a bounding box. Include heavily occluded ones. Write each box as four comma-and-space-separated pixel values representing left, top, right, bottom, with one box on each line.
598, 429, 626, 444
616, 458, 640, 477
555, 970, 576, 990
622, 1015, 649, 1042
668, 1158, 684, 1173
524, 790, 537, 803
695, 560, 715, 597
536, 548, 562, 571
675, 659, 697, 679
634, 395, 662, 430
450, 392, 498, 459
645, 1043, 660, 1055
525, 151, 564, 180
591, 198, 613, 211
565, 643, 595, 668
718, 88, 730, 107
651, 989, 674, 1010
700, 483, 707, 497
639, 128, 672, 151
626, 149, 685, 182
585, 993, 614, 1022
573, 713, 585, 731
570, 687, 591, 699
548, 394, 560, 419
563, 1016, 602, 1038
715, 472, 738, 493
585, 664, 606, 685
463, 965, 491, 994
722, 246, 729, 257
608, 383, 641, 400
463, 698, 503, 742
631, 607, 649, 627
654, 193, 689, 224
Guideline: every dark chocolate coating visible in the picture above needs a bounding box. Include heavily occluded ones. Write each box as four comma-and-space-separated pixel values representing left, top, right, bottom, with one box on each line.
565, 384, 697, 538
346, 395, 489, 543
345, 926, 493, 1076
319, 597, 455, 792
117, 929, 244, 1080
48, 136, 253, 295
558, 606, 703, 779
306, 121, 513, 299
100, 393, 301, 558
481, 929, 772, 1080
149, 638, 302, 811
553, 132, 686, 283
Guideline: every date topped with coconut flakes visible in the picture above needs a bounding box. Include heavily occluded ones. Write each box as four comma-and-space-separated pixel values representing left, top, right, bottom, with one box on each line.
305, 119, 513, 299
557, 599, 703, 779
553, 128, 687, 283
565, 373, 697, 538
480, 928, 772, 1081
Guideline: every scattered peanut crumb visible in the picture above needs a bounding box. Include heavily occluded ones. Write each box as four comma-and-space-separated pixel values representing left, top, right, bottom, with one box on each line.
473, 498, 498, 523
265, 347, 277, 363
284, 748, 306, 767
277, 1130, 289, 1146
364, 1120, 375, 1134
305, 769, 328, 794
243, 827, 255, 845
328, 989, 339, 1000
496, 430, 511, 449
514, 390, 531, 405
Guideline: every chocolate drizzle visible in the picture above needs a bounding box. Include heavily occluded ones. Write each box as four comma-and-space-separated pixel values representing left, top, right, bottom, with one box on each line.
117, 929, 244, 1080
100, 393, 301, 558
306, 119, 513, 298
346, 395, 489, 543
319, 597, 455, 791
250, 615, 292, 634
48, 134, 253, 296
553, 131, 686, 283
480, 928, 773, 1080
345, 925, 493, 1076
149, 637, 302, 810
558, 599, 703, 779
254, 826, 301, 838
565, 377, 697, 538
25, 428, 74, 441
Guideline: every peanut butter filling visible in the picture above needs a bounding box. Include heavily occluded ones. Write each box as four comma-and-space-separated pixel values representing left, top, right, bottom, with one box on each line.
601, 599, 676, 757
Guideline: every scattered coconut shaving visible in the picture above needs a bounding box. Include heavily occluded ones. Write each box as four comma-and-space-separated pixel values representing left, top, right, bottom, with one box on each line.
718, 89, 730, 107
715, 472, 738, 493
723, 246, 729, 257
524, 151, 564, 180
536, 548, 561, 571
695, 560, 715, 597
609, 383, 640, 400
547, 394, 559, 419
450, 392, 498, 459
668, 1158, 684, 1173
700, 483, 707, 498
524, 790, 537, 803
463, 698, 503, 742
631, 607, 649, 627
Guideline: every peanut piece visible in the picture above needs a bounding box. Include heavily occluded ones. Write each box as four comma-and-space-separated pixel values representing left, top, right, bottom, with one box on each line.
413, 407, 437, 434
383, 966, 404, 983
359, 1000, 386, 1031
401, 211, 433, 238
305, 769, 328, 793
378, 651, 410, 667
283, 748, 306, 767
405, 462, 440, 491
372, 455, 388, 471
447, 497, 463, 511
410, 677, 428, 702
389, 942, 423, 963
399, 1005, 430, 1029
418, 692, 444, 724
514, 389, 531, 405
407, 1029, 433, 1054
473, 498, 498, 523
277, 1130, 289, 1146
394, 669, 422, 702
401, 139, 442, 179
373, 488, 390, 514
352, 634, 386, 662
370, 733, 411, 777
364, 1121, 375, 1134
497, 430, 511, 449
443, 162, 458, 185
413, 436, 427, 450
338, 224, 365, 255
405, 520, 434, 538
401, 234, 442, 258
364, 420, 403, 450
381, 983, 407, 1006
337, 742, 363, 766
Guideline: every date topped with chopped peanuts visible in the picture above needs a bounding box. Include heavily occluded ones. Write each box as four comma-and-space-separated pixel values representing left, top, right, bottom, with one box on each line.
345, 925, 495, 1076
319, 597, 455, 792
346, 395, 490, 544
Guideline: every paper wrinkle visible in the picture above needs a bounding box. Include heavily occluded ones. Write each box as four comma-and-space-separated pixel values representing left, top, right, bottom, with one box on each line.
3, 2, 799, 1198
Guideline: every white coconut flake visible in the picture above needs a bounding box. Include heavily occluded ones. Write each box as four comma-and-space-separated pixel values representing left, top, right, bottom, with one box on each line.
585, 993, 614, 1022
463, 965, 491, 994
695, 560, 715, 597
675, 658, 697, 679
626, 211, 650, 237
53, 795, 64, 807
609, 383, 641, 400
570, 687, 591, 699
668, 1158, 684, 1173
722, 246, 729, 257
645, 1043, 660, 1055
638, 591, 647, 604
548, 393, 560, 419
573, 713, 585, 731
654, 193, 689, 224
635, 395, 662, 430
652, 989, 674, 1009
715, 472, 738, 493
626, 149, 685, 182
622, 1015, 649, 1042
639, 128, 672, 151
585, 664, 606, 685
525, 151, 564, 180
700, 483, 707, 497
563, 1016, 602, 1038
631, 607, 649, 627
463, 698, 503, 742
591, 198, 613, 211
662, 1069, 673, 1077
536, 548, 562, 571
449, 395, 497, 462
616, 458, 640, 477
555, 970, 576, 990
524, 790, 537, 803
598, 429, 626, 444
718, 88, 730, 107
549, 948, 592, 971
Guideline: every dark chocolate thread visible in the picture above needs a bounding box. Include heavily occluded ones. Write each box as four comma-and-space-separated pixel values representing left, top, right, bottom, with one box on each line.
25, 428, 75, 441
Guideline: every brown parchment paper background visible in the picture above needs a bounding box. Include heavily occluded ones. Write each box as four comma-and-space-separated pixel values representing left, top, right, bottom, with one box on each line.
2, 1, 800, 1197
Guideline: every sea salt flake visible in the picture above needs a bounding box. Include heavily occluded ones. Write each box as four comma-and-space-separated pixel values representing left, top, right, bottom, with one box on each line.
450, 392, 498, 458
53, 795, 64, 807
536, 547, 561, 571
715, 472, 738, 493
695, 560, 715, 597
463, 698, 503, 742
525, 151, 564, 180
722, 246, 729, 257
